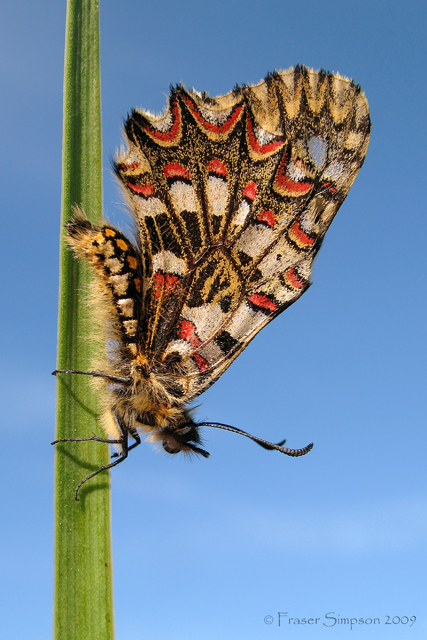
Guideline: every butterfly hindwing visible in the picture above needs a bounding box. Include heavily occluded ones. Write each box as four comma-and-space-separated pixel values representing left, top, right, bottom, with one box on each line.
114, 66, 370, 398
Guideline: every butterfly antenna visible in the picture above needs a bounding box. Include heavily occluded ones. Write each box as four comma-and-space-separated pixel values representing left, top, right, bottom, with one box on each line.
198, 422, 313, 457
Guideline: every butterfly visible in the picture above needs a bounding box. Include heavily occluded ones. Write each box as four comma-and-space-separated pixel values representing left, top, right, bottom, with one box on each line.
53, 65, 370, 499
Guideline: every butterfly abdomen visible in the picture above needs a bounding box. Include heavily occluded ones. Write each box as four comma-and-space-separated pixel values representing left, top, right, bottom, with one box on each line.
66, 210, 144, 356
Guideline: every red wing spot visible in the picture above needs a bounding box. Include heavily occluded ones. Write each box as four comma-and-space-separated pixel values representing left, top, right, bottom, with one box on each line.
165, 274, 179, 290
256, 210, 276, 227
275, 155, 312, 195
207, 158, 227, 176
143, 99, 181, 142
248, 294, 277, 312
276, 173, 312, 194
179, 320, 209, 372
246, 115, 285, 156
153, 273, 179, 298
128, 183, 155, 197
243, 182, 257, 200
322, 182, 337, 195
284, 267, 305, 290
182, 94, 243, 135
289, 219, 315, 247
193, 354, 209, 372
180, 319, 198, 343
163, 163, 190, 180
122, 161, 141, 172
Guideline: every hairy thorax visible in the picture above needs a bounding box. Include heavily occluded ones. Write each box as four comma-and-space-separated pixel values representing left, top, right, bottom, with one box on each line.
101, 357, 201, 456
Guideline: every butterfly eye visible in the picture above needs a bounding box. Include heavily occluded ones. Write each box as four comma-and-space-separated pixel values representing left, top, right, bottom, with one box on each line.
162, 437, 181, 455
162, 424, 197, 454
162, 426, 210, 459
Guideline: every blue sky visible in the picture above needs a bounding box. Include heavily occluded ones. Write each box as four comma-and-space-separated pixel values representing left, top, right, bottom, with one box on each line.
1, 0, 426, 638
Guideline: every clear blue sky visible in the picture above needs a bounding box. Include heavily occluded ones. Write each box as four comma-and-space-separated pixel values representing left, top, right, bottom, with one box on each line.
2, 0, 426, 638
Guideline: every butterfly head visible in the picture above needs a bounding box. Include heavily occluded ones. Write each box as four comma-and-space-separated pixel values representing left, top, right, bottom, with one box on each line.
159, 420, 210, 458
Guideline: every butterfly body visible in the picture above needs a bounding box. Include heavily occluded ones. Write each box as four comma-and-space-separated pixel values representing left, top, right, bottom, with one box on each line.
65, 213, 210, 457
56, 66, 370, 496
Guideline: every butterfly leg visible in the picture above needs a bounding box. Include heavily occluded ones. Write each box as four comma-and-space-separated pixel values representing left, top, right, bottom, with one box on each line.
111, 426, 141, 458
72, 452, 128, 501
52, 415, 137, 500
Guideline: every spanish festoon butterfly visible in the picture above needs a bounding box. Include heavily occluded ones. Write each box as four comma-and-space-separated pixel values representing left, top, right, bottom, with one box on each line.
53, 66, 370, 499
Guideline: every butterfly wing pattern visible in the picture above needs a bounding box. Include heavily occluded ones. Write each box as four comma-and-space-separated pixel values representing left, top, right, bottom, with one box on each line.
58, 66, 370, 497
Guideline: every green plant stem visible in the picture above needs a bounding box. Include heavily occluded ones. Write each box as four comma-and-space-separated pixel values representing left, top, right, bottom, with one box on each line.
54, 1, 114, 638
